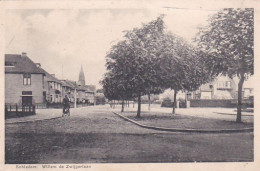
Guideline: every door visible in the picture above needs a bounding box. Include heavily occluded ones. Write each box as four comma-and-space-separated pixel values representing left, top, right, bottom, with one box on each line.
22, 96, 32, 106
43, 91, 46, 103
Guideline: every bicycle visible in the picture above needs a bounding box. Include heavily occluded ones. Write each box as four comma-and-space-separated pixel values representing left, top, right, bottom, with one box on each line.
62, 106, 70, 117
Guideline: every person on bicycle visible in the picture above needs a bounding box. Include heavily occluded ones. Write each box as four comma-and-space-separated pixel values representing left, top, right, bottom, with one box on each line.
63, 95, 70, 114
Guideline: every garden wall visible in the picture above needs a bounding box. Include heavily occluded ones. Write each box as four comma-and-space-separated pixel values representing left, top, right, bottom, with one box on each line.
161, 99, 253, 108
190, 99, 253, 108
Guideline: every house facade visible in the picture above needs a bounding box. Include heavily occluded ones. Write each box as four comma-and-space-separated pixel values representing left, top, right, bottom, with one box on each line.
45, 74, 63, 103
160, 75, 254, 102
5, 53, 45, 106
197, 76, 237, 100
5, 53, 97, 108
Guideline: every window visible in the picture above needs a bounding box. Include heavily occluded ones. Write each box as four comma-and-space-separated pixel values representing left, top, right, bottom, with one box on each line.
217, 81, 231, 89
22, 91, 32, 95
23, 74, 31, 85
5, 61, 16, 67
225, 81, 231, 88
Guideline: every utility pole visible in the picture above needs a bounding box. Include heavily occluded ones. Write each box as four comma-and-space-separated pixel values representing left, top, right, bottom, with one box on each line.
74, 88, 77, 108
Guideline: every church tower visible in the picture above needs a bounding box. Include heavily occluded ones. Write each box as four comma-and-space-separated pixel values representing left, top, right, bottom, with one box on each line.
78, 65, 85, 86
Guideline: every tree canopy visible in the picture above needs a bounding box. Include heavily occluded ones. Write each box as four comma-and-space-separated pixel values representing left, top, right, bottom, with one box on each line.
195, 8, 254, 122
101, 14, 219, 117
196, 8, 253, 78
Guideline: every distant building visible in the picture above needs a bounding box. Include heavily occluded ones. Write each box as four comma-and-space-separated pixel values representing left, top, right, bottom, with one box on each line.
5, 53, 97, 108
5, 53, 45, 106
60, 80, 76, 102
45, 73, 63, 103
197, 76, 237, 100
76, 66, 96, 104
78, 65, 85, 86
160, 75, 254, 101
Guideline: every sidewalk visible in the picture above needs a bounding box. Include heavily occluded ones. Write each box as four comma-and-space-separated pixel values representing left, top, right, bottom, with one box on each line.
5, 108, 62, 124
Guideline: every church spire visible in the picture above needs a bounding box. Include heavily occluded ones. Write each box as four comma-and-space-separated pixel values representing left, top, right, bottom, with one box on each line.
78, 65, 85, 86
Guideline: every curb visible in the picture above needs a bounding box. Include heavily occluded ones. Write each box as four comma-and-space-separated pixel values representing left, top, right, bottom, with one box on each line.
112, 112, 254, 133
213, 112, 253, 117
5, 115, 63, 124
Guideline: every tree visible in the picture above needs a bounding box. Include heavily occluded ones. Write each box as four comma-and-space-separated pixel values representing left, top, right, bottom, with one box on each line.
123, 15, 166, 117
102, 15, 167, 117
160, 33, 211, 114
196, 8, 254, 122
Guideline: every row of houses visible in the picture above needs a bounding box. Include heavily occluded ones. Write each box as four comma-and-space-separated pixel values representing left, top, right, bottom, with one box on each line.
188, 75, 254, 100
5, 53, 96, 107
161, 75, 254, 101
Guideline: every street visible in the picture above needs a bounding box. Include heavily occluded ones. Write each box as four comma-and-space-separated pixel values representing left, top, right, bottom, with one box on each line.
5, 105, 253, 163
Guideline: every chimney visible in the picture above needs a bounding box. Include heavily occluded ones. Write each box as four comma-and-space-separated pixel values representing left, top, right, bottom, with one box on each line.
21, 52, 27, 57
35, 63, 41, 68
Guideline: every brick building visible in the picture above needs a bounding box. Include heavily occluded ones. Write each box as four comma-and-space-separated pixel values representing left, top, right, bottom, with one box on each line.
5, 53, 97, 108
45, 73, 63, 103
5, 53, 45, 106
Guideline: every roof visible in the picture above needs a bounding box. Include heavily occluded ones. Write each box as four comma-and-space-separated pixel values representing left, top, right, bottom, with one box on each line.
62, 80, 95, 92
60, 80, 72, 87
85, 85, 96, 92
76, 85, 89, 91
63, 80, 77, 89
45, 73, 61, 83
34, 65, 62, 84
5, 54, 45, 74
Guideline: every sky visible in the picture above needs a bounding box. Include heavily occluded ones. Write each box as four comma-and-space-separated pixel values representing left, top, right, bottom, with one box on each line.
5, 8, 217, 89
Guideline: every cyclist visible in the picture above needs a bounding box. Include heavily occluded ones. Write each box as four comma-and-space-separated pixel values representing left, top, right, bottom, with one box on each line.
62, 95, 70, 116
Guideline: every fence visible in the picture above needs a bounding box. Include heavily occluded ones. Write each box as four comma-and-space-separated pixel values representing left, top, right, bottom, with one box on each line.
161, 99, 254, 108
5, 104, 36, 119
190, 99, 253, 108
45, 102, 94, 109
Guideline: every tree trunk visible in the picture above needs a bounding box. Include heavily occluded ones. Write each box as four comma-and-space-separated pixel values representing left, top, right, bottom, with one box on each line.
121, 100, 124, 112
237, 74, 245, 123
137, 93, 141, 118
172, 90, 177, 114
148, 93, 151, 111
113, 100, 115, 109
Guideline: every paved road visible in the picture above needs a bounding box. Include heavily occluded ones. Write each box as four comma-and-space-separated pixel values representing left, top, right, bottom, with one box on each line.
5, 105, 253, 163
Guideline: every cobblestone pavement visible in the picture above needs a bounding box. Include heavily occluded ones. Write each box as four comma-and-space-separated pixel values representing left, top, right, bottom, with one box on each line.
5, 105, 253, 163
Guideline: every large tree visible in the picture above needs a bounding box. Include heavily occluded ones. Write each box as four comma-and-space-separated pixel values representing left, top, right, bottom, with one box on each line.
124, 15, 166, 117
102, 40, 136, 112
196, 8, 254, 122
160, 33, 211, 114
102, 16, 167, 117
